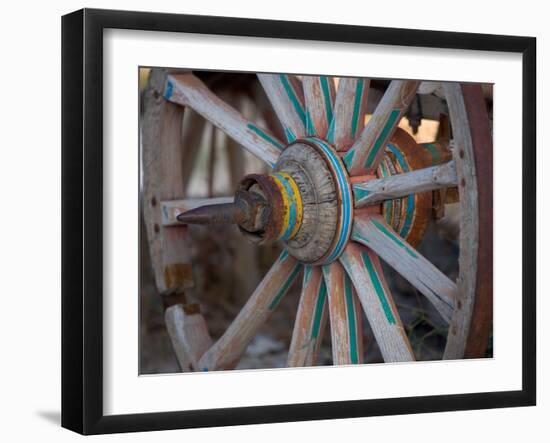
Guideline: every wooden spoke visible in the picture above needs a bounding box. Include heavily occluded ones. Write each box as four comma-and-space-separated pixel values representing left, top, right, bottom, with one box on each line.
344, 80, 420, 175
161, 197, 234, 227
353, 161, 458, 207
199, 251, 301, 371
322, 262, 364, 365
302, 75, 336, 138
352, 214, 456, 323
165, 73, 283, 167
327, 77, 369, 151
287, 266, 329, 367
340, 242, 414, 362
164, 304, 213, 371
258, 74, 306, 142
180, 108, 207, 193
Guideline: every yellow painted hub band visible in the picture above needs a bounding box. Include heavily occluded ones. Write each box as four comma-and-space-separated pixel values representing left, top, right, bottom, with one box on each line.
271, 172, 303, 240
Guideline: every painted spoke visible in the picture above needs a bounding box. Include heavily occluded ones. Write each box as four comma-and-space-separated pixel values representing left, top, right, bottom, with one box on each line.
322, 262, 363, 365
353, 161, 458, 207
161, 197, 234, 226
302, 75, 336, 138
327, 77, 369, 151
287, 266, 328, 367
258, 74, 306, 142
352, 214, 456, 323
340, 242, 415, 362
344, 80, 420, 174
164, 74, 283, 167
199, 251, 301, 371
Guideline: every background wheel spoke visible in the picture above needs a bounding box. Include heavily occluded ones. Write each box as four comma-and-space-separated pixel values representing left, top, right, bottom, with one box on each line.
165, 73, 283, 166
302, 75, 336, 138
258, 74, 307, 142
199, 251, 301, 371
344, 80, 420, 174
327, 77, 369, 150
287, 266, 328, 367
352, 214, 456, 323
340, 243, 415, 362
353, 161, 458, 207
322, 262, 363, 365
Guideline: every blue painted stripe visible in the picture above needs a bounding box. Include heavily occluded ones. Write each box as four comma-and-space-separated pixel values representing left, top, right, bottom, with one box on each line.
319, 76, 334, 125
350, 79, 364, 139
284, 127, 297, 142
268, 262, 301, 310
164, 80, 173, 100
306, 138, 353, 263
364, 108, 401, 168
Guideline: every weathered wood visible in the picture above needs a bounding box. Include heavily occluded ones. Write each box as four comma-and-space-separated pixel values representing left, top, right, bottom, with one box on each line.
287, 266, 328, 367
302, 75, 335, 138
142, 69, 194, 295
442, 83, 480, 359
328, 77, 369, 151
164, 304, 213, 371
199, 251, 301, 371
165, 73, 283, 166
322, 262, 364, 365
161, 197, 234, 227
344, 80, 420, 174
340, 242, 414, 362
353, 161, 458, 207
352, 214, 455, 323
257, 74, 306, 142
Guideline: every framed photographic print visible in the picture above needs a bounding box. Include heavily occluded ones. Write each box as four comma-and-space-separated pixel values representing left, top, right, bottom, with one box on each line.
62, 8, 536, 434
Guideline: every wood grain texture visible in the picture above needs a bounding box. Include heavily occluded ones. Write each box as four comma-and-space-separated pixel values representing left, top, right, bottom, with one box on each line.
258, 74, 306, 142
302, 75, 335, 138
161, 197, 234, 226
287, 266, 328, 367
344, 80, 420, 175
166, 73, 283, 166
199, 251, 301, 371
328, 77, 369, 151
353, 161, 458, 207
142, 69, 193, 295
442, 83, 480, 359
164, 304, 213, 371
340, 242, 414, 362
180, 108, 207, 193
352, 214, 455, 323
322, 262, 364, 365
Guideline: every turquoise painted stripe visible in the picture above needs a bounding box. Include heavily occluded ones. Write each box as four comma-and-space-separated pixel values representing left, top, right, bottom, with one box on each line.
344, 274, 359, 363
273, 172, 299, 240
319, 76, 334, 125
303, 265, 313, 286
284, 127, 297, 142
326, 117, 336, 143
387, 144, 414, 238
307, 138, 353, 263
279, 249, 290, 263
350, 79, 364, 139
422, 142, 440, 163
361, 252, 396, 324
279, 74, 306, 126
343, 148, 355, 168
268, 263, 301, 310
246, 123, 284, 151
311, 279, 327, 339
352, 228, 370, 245
364, 108, 401, 168
371, 218, 418, 259
306, 110, 315, 135
353, 186, 370, 202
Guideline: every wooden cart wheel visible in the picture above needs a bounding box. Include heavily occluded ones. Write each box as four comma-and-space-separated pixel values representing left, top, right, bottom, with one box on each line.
142, 69, 492, 371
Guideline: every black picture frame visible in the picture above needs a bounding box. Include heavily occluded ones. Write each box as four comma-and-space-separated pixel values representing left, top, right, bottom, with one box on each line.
62, 8, 536, 435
